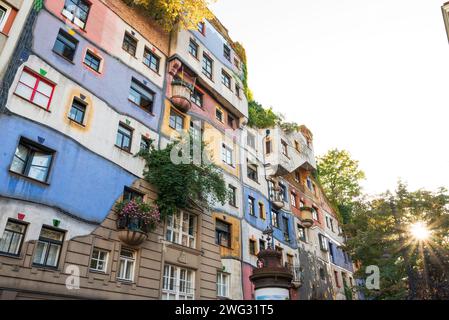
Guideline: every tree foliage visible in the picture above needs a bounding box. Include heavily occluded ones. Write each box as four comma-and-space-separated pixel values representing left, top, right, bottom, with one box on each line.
247, 100, 280, 129
345, 183, 449, 300
137, 138, 227, 218
123, 0, 215, 31
317, 149, 366, 223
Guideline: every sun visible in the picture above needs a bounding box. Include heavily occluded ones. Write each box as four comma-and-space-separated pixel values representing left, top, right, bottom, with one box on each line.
410, 222, 431, 241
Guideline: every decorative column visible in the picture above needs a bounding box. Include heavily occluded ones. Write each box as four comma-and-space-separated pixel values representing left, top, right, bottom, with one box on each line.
250, 229, 293, 300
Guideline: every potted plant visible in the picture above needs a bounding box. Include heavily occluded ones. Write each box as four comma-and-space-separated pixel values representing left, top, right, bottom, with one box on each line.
115, 199, 161, 246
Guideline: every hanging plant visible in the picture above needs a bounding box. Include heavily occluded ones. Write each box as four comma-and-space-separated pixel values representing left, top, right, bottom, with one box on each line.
116, 199, 161, 233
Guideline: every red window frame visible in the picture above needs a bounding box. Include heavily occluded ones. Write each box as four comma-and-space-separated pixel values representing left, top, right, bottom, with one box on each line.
15, 68, 56, 111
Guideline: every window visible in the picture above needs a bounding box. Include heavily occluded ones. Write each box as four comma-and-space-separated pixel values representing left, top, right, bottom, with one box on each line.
166, 211, 196, 248
227, 115, 235, 129
319, 267, 326, 280
90, 248, 108, 272
62, 0, 90, 29
0, 6, 7, 29
249, 239, 257, 256
122, 32, 137, 56
129, 79, 155, 113
32, 227, 65, 268
276, 246, 284, 265
68, 98, 86, 125
221, 70, 231, 89
299, 200, 305, 209
329, 243, 335, 263
294, 140, 301, 152
116, 123, 133, 152
53, 29, 78, 61
223, 44, 231, 61
15, 69, 56, 111
234, 58, 240, 70
189, 39, 199, 58
143, 48, 160, 73
10, 138, 54, 183
117, 249, 135, 282
202, 54, 213, 79
291, 192, 297, 208
84, 50, 101, 72
282, 216, 290, 241
222, 144, 233, 166
197, 21, 205, 35
123, 187, 144, 202
281, 140, 288, 157
306, 176, 315, 192
169, 109, 184, 131
259, 203, 265, 219
297, 225, 306, 242
216, 108, 223, 122
235, 84, 241, 98
247, 162, 258, 182
0, 220, 27, 256
228, 185, 237, 207
279, 184, 287, 202
271, 211, 279, 229
140, 136, 152, 152
312, 207, 319, 221
319, 234, 328, 252
190, 121, 202, 142
330, 219, 335, 232
294, 170, 300, 182
215, 220, 231, 248
259, 239, 266, 251
191, 89, 203, 107
217, 272, 229, 298
334, 271, 341, 288
265, 139, 272, 154
248, 197, 255, 216
163, 265, 195, 300
247, 133, 256, 150
287, 254, 294, 268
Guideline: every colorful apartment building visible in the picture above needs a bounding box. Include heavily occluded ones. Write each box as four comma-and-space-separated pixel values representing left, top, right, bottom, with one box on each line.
0, 0, 356, 300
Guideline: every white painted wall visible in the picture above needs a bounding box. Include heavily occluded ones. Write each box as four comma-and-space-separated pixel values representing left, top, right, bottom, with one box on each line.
221, 258, 243, 300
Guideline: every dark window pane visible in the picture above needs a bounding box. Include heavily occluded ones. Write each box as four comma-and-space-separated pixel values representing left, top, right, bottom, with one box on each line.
53, 30, 78, 61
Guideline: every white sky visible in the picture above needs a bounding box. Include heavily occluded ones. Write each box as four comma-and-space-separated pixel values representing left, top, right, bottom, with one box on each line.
210, 0, 449, 195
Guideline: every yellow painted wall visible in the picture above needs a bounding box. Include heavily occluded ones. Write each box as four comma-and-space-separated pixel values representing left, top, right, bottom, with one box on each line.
212, 212, 241, 259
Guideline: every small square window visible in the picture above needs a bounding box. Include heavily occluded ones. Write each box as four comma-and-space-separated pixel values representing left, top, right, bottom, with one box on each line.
235, 84, 241, 98
189, 39, 199, 59
221, 70, 231, 89
129, 79, 155, 113
123, 32, 138, 56
62, 0, 91, 29
32, 227, 65, 268
123, 187, 144, 202
248, 197, 255, 216
247, 133, 256, 149
228, 185, 237, 207
143, 48, 160, 73
116, 123, 133, 152
202, 54, 213, 80
216, 108, 223, 122
117, 249, 135, 282
215, 220, 231, 248
53, 29, 78, 61
90, 248, 108, 273
227, 115, 235, 128
0, 220, 27, 256
247, 162, 258, 182
249, 239, 257, 256
15, 69, 56, 110
223, 44, 231, 61
68, 98, 87, 125
10, 138, 55, 183
191, 89, 203, 107
169, 109, 184, 132
84, 50, 101, 72
198, 22, 205, 35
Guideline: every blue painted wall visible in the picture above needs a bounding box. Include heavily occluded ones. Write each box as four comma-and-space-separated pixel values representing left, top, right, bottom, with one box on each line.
271, 209, 298, 249
243, 185, 270, 232
328, 240, 354, 272
0, 114, 137, 223
32, 11, 162, 132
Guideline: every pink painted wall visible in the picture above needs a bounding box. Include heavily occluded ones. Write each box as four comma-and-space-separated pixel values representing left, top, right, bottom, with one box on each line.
242, 263, 255, 300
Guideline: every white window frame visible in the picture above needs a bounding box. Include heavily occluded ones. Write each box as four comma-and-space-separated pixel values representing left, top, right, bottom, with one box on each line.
90, 248, 109, 273
217, 272, 230, 298
165, 211, 197, 249
0, 1, 11, 32
117, 249, 135, 282
222, 144, 233, 166
312, 207, 319, 221
162, 264, 195, 300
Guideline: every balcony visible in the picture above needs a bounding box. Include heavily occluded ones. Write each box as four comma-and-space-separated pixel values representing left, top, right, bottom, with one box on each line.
288, 264, 303, 289
299, 207, 314, 228
170, 78, 194, 113
117, 215, 150, 246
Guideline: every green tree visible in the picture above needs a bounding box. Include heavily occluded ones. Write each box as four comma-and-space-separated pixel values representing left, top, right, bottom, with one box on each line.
123, 0, 215, 31
247, 101, 281, 129
317, 149, 366, 223
345, 183, 449, 300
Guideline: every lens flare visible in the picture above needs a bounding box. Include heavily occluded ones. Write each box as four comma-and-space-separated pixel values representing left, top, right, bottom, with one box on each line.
410, 222, 431, 241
